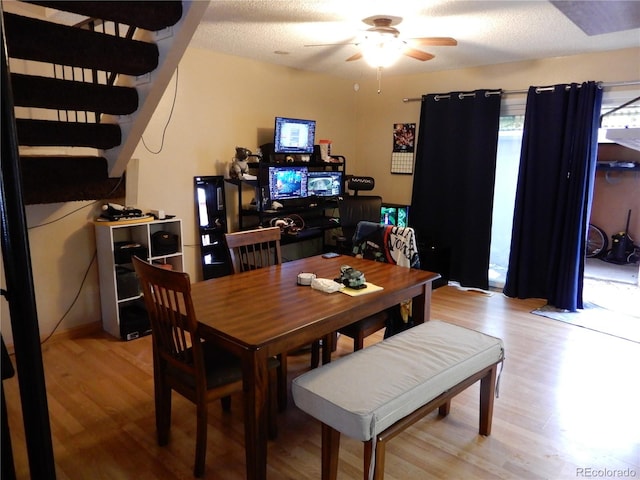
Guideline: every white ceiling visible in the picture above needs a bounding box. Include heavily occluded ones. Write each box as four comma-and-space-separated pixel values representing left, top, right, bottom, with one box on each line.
190, 0, 640, 79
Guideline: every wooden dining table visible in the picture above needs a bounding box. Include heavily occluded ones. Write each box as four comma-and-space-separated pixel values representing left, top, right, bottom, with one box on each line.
190, 254, 440, 479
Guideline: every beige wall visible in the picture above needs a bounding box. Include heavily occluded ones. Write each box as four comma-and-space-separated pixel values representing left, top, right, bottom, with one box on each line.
2, 46, 638, 345
591, 144, 640, 242
592, 171, 640, 243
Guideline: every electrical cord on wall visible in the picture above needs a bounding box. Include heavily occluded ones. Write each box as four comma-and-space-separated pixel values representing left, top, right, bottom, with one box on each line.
141, 66, 179, 155
39, 250, 97, 346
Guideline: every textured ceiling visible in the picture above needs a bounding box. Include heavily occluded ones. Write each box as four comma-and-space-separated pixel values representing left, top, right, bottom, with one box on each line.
190, 0, 640, 78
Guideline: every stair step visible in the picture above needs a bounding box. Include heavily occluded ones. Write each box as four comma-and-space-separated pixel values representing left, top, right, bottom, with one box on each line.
11, 74, 138, 115
20, 156, 125, 205
25, 1, 183, 32
4, 12, 158, 76
16, 119, 121, 150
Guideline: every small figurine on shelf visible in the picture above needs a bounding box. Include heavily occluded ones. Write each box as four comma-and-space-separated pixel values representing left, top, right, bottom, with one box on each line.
229, 147, 257, 180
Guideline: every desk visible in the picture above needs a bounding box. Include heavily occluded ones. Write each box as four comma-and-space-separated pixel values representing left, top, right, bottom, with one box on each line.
191, 255, 440, 479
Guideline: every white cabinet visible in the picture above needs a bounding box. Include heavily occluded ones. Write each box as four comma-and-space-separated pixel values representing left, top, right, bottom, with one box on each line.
95, 218, 183, 340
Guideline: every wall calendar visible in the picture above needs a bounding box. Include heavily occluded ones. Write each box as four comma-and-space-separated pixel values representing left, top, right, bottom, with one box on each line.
390, 123, 415, 174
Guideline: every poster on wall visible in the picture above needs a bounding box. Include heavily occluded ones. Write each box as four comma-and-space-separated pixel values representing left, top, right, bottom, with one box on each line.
390, 123, 415, 174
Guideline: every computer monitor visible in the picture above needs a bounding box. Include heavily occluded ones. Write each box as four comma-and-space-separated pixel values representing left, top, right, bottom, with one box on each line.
306, 171, 343, 197
273, 117, 316, 154
268, 165, 309, 201
381, 204, 409, 227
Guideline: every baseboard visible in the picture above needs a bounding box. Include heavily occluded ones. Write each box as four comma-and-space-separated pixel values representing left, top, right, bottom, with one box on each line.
4, 321, 103, 355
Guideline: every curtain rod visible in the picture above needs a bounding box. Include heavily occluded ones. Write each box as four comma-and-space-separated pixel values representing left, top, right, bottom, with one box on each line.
401, 80, 640, 103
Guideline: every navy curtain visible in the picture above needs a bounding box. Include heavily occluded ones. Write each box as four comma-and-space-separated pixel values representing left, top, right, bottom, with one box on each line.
410, 89, 502, 290
503, 82, 602, 311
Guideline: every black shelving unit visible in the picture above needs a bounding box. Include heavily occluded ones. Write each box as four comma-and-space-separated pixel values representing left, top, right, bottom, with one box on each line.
194, 175, 232, 280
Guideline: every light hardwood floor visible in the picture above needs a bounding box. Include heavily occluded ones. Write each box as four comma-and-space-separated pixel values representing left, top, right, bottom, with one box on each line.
4, 285, 640, 479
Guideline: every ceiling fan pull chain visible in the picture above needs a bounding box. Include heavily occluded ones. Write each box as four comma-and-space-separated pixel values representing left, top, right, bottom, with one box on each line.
377, 66, 383, 94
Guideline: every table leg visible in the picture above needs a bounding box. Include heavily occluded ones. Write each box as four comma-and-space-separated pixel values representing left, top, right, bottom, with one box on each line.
322, 333, 333, 365
412, 283, 432, 324
242, 349, 270, 480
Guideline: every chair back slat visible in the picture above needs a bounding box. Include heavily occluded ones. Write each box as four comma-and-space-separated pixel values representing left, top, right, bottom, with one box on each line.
132, 256, 204, 377
224, 227, 282, 273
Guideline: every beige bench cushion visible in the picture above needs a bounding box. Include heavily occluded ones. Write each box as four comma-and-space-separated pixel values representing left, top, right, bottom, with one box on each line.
292, 320, 504, 442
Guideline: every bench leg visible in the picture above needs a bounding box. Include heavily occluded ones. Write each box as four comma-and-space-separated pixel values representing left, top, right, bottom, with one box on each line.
438, 400, 451, 417
479, 365, 497, 436
364, 441, 372, 480
364, 439, 387, 480
321, 423, 340, 480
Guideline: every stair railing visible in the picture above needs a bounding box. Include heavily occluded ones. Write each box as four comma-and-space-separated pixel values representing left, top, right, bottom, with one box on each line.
52, 15, 137, 125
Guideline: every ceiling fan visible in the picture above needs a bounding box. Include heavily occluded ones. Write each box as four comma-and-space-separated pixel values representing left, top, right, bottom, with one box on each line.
306, 16, 457, 68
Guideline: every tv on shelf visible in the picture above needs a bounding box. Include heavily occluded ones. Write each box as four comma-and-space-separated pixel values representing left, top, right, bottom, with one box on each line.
274, 116, 316, 154
307, 171, 343, 197
268, 165, 309, 201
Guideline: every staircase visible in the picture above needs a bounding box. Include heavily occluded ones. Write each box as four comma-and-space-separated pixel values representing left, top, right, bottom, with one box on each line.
2, 0, 207, 204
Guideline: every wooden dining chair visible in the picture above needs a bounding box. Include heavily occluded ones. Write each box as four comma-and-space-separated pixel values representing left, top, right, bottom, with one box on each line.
224, 226, 283, 274
224, 226, 322, 409
132, 256, 278, 477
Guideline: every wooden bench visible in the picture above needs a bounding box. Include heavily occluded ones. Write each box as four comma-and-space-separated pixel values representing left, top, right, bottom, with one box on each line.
292, 320, 504, 480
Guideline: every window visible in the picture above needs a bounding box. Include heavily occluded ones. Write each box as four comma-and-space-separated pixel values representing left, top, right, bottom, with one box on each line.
489, 115, 524, 288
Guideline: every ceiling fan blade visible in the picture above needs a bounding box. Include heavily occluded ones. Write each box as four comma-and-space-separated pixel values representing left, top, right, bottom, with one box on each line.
346, 52, 363, 62
304, 42, 355, 47
403, 48, 434, 62
409, 37, 458, 47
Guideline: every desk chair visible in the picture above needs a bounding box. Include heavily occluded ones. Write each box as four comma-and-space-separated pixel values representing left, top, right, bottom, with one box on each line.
132, 256, 278, 477
338, 221, 421, 351
336, 177, 382, 254
224, 227, 321, 409
336, 196, 383, 253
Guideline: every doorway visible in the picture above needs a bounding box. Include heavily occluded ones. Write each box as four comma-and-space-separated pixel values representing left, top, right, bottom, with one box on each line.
583, 258, 639, 320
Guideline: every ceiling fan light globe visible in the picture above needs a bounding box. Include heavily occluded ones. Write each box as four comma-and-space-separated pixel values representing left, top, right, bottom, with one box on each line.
362, 35, 404, 68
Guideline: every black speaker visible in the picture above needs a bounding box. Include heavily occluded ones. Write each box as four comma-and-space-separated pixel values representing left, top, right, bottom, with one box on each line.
119, 299, 150, 341
113, 242, 147, 265
260, 142, 275, 162
151, 231, 179, 256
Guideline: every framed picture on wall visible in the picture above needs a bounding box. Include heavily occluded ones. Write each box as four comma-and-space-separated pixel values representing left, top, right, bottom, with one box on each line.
391, 123, 415, 174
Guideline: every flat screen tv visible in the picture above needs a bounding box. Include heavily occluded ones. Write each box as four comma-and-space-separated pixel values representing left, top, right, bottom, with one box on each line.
268, 165, 309, 201
307, 171, 343, 197
273, 116, 316, 154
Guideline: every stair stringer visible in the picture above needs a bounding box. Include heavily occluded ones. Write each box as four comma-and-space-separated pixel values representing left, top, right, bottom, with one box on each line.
102, 0, 210, 178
